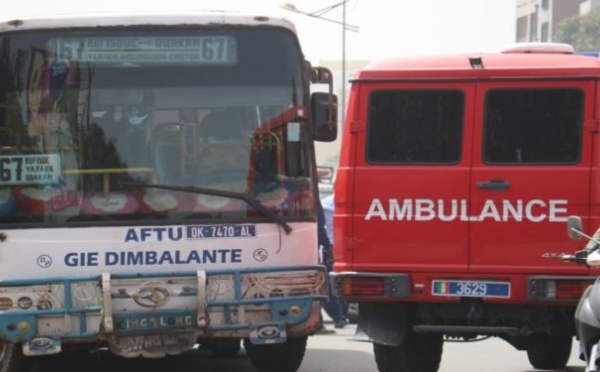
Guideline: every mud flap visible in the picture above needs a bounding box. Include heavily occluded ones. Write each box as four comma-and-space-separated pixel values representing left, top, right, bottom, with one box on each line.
357, 303, 409, 346
351, 322, 371, 342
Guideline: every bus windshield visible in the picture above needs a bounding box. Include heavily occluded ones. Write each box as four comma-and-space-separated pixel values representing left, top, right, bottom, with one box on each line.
0, 27, 315, 226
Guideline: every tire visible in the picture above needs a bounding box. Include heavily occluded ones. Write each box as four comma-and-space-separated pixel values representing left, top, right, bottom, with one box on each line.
243, 336, 307, 372
209, 338, 241, 358
0, 342, 28, 372
373, 332, 443, 372
526, 333, 572, 370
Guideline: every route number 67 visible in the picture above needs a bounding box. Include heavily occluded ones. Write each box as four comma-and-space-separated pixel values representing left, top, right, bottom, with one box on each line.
0, 157, 23, 183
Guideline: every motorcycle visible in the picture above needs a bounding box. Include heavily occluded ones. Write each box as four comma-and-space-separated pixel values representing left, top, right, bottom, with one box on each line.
562, 216, 600, 372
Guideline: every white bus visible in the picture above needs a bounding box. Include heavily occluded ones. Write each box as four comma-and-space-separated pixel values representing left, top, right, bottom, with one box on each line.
0, 11, 337, 372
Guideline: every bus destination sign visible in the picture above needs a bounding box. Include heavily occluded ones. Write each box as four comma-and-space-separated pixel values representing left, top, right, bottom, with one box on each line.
48, 36, 237, 65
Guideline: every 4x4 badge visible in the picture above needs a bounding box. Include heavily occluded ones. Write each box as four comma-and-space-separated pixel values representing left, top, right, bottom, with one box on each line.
132, 282, 171, 308
541, 252, 568, 259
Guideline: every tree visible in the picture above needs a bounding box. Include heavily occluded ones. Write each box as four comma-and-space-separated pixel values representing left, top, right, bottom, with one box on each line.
554, 9, 600, 51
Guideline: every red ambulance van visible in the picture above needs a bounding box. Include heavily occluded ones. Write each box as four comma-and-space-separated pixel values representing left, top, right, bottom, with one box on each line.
332, 43, 599, 372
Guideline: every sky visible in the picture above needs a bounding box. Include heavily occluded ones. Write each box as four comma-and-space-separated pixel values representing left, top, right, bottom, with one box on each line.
1, 0, 517, 63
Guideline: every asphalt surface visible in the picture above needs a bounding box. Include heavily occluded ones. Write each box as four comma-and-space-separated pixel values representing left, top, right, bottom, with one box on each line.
26, 320, 587, 372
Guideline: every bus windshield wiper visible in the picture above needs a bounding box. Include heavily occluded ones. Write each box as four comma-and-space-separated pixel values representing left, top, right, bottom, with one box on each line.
118, 181, 292, 234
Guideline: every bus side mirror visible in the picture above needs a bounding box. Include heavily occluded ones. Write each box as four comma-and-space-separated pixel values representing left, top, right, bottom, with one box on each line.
311, 92, 338, 142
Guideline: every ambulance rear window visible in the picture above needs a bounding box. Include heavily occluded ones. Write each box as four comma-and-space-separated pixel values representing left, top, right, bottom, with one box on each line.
483, 88, 583, 164
366, 90, 464, 164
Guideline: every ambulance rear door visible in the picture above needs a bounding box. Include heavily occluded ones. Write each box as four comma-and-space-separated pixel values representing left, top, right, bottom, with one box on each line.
351, 82, 475, 273
469, 80, 595, 275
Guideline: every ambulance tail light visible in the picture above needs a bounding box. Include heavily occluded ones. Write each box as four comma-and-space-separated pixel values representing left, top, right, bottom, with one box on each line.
341, 277, 386, 296
332, 273, 410, 299
529, 277, 594, 301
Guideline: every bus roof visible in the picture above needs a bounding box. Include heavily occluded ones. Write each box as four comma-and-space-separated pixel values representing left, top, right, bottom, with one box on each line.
354, 52, 600, 81
0, 11, 298, 34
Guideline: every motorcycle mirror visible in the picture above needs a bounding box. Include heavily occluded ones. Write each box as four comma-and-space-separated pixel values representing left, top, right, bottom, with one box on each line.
567, 215, 583, 240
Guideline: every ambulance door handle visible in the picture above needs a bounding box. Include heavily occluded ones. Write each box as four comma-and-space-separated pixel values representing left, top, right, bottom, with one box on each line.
476, 179, 510, 190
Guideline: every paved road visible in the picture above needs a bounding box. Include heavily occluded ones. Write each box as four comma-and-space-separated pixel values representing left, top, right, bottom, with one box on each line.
28, 322, 586, 372
301, 323, 586, 372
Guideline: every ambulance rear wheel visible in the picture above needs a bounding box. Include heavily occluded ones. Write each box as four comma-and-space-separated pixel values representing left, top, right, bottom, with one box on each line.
526, 333, 572, 370
373, 332, 443, 372
243, 336, 307, 372
0, 342, 28, 372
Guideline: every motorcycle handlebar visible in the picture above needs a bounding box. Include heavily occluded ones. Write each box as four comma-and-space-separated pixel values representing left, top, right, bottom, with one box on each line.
562, 250, 589, 265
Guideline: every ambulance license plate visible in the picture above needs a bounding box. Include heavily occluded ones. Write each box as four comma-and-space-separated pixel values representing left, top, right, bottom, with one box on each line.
432, 280, 510, 298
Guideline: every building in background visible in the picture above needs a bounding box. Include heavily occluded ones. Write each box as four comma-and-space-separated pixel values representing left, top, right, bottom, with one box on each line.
581, 0, 600, 13
313, 59, 369, 177
516, 0, 598, 42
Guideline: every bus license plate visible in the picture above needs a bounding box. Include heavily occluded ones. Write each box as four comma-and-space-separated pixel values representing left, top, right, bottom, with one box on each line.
432, 280, 510, 298
110, 333, 196, 355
